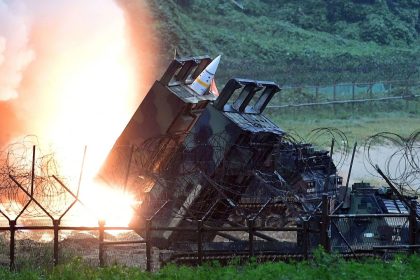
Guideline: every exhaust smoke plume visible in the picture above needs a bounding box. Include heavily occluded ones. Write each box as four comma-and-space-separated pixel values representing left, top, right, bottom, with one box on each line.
0, 1, 33, 144
0, 0, 160, 225
0, 1, 34, 101
0, 0, 159, 162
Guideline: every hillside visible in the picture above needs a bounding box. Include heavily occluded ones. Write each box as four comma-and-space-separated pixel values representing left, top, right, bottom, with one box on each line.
149, 0, 420, 85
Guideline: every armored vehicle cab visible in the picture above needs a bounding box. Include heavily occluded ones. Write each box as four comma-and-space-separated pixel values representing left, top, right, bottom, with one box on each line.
331, 182, 420, 252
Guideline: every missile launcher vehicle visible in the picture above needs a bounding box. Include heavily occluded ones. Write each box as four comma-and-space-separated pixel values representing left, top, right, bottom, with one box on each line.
100, 55, 344, 250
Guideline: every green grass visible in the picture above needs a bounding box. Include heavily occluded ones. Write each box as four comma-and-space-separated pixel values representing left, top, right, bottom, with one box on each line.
148, 0, 420, 146
268, 106, 420, 147
1, 252, 419, 279
151, 0, 420, 85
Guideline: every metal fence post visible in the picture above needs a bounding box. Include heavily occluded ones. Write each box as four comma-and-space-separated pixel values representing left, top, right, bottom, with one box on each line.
409, 200, 418, 254
53, 220, 60, 266
351, 82, 355, 115
146, 219, 152, 272
278, 90, 282, 109
248, 218, 255, 258
197, 219, 203, 265
333, 83, 337, 115
368, 82, 373, 98
321, 195, 330, 252
9, 220, 16, 270
98, 219, 105, 267
303, 219, 309, 260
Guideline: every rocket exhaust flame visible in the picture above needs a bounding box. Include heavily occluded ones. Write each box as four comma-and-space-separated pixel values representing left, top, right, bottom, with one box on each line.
0, 138, 138, 227
0, 0, 160, 226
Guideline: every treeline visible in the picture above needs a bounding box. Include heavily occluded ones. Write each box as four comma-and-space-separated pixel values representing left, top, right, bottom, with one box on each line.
150, 0, 420, 85
171, 0, 419, 45
245, 0, 420, 46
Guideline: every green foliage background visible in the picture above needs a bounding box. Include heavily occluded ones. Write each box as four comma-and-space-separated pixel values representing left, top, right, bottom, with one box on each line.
149, 0, 420, 85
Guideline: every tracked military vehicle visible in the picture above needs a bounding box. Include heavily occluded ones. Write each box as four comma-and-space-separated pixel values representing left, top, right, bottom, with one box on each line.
330, 182, 420, 252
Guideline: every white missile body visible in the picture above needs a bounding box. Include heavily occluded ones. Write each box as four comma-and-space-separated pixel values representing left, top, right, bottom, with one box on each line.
189, 55, 221, 96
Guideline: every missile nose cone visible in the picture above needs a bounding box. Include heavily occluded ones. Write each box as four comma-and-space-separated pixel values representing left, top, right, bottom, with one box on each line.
189, 55, 221, 96
206, 55, 221, 75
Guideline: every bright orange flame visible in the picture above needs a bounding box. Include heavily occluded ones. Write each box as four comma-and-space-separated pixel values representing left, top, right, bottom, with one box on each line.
66, 181, 136, 227
36, 8, 138, 226
43, 22, 137, 178
3, 1, 160, 226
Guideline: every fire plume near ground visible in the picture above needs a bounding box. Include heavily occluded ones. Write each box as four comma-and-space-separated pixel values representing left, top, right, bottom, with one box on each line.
0, 0, 160, 226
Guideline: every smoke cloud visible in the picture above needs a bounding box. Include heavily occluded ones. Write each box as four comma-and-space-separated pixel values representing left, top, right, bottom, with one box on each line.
0, 1, 34, 101
0, 0, 160, 149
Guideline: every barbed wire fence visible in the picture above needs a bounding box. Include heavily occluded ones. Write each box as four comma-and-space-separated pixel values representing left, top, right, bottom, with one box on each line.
0, 130, 418, 269
0, 50, 418, 268
266, 79, 420, 116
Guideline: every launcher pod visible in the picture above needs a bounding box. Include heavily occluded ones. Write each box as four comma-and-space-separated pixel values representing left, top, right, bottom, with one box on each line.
99, 56, 216, 190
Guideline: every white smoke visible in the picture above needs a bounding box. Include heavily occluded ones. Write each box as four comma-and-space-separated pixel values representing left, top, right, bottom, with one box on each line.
0, 0, 160, 149
0, 0, 129, 145
0, 0, 34, 100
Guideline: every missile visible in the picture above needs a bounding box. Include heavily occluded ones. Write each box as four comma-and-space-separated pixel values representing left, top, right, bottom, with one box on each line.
189, 55, 221, 95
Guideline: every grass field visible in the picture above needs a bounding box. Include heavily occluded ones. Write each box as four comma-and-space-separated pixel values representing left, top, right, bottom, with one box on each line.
1, 252, 419, 280
151, 0, 420, 86
268, 106, 420, 147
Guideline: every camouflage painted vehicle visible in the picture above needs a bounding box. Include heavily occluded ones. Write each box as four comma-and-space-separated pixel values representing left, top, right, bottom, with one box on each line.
330, 182, 420, 253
